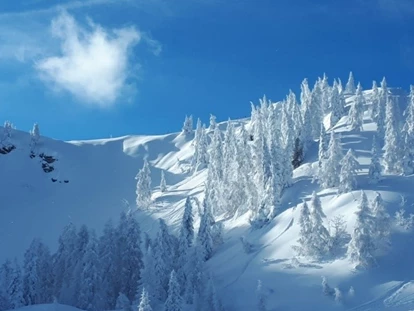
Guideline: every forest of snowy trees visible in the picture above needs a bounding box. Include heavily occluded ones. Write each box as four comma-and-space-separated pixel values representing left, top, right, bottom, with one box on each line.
4, 71, 414, 311
0, 196, 225, 311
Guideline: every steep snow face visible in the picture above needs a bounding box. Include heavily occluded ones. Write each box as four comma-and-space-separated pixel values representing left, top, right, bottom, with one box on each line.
1, 88, 414, 311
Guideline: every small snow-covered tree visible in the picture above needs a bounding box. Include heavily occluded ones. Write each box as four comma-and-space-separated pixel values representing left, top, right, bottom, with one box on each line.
383, 97, 403, 174
182, 115, 193, 135
193, 125, 209, 172
295, 201, 312, 256
160, 170, 167, 192
338, 149, 359, 194
328, 215, 350, 257
330, 80, 345, 126
164, 271, 182, 311
348, 83, 365, 132
141, 246, 156, 303
334, 288, 343, 304
321, 276, 334, 297
177, 197, 194, 286
209, 114, 217, 130
368, 135, 382, 184
136, 159, 152, 208
376, 78, 388, 143
371, 81, 379, 120
138, 288, 152, 311
116, 293, 131, 311
371, 192, 391, 255
256, 280, 266, 311
348, 286, 355, 298
2, 121, 14, 147
345, 71, 356, 94
204, 275, 222, 311
308, 191, 330, 259
197, 199, 214, 261
321, 131, 343, 188
29, 123, 40, 153
317, 125, 328, 180
347, 191, 376, 268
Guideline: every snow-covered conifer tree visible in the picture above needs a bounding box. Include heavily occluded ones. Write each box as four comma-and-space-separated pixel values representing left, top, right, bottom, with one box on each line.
197, 199, 214, 261
347, 191, 376, 268
370, 81, 379, 120
194, 118, 202, 144
295, 201, 312, 256
136, 159, 152, 208
204, 276, 222, 311
138, 288, 152, 311
348, 83, 365, 132
338, 149, 359, 194
160, 170, 167, 192
321, 131, 343, 188
321, 276, 334, 296
383, 97, 403, 174
368, 135, 382, 184
209, 114, 217, 130
164, 271, 182, 311
29, 123, 40, 153
181, 115, 193, 135
2, 121, 14, 147
334, 288, 343, 304
376, 78, 388, 143
317, 125, 328, 179
193, 125, 209, 172
371, 192, 391, 255
177, 197, 194, 286
256, 280, 266, 311
309, 80, 323, 139
141, 246, 156, 303
345, 71, 356, 94
330, 80, 345, 127
300, 78, 311, 116
308, 192, 330, 259
115, 293, 131, 311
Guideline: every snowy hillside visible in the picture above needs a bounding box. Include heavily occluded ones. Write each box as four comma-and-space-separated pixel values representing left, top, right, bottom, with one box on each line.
2, 73, 414, 311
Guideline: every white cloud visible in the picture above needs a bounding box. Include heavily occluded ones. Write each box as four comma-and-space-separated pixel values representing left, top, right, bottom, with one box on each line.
35, 12, 141, 107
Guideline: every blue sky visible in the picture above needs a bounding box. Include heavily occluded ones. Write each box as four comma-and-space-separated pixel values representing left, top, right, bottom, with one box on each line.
0, 0, 414, 140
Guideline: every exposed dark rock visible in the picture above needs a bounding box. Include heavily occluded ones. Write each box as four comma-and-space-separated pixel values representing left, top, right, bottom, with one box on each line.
51, 178, 57, 183
0, 145, 16, 155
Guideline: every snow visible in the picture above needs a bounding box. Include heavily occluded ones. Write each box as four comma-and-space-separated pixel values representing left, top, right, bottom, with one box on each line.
1, 88, 414, 311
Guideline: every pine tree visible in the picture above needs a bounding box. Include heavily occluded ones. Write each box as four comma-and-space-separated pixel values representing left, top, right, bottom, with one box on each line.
368, 135, 382, 184
136, 159, 152, 208
300, 78, 311, 117
194, 118, 202, 144
29, 123, 40, 154
204, 275, 222, 311
138, 288, 152, 311
348, 83, 365, 132
320, 73, 331, 114
256, 280, 266, 311
160, 170, 167, 192
177, 197, 194, 286
209, 114, 217, 130
317, 125, 328, 180
383, 97, 403, 174
308, 192, 330, 259
2, 121, 14, 148
371, 192, 391, 255
182, 115, 193, 135
334, 288, 343, 304
164, 271, 182, 311
376, 77, 388, 144
116, 293, 131, 311
141, 246, 156, 303
309, 80, 323, 139
330, 80, 345, 127
197, 199, 214, 261
370, 81, 379, 120
193, 125, 209, 172
338, 149, 359, 194
321, 131, 343, 188
295, 201, 312, 256
345, 71, 356, 94
402, 85, 414, 174
321, 276, 334, 296
347, 191, 376, 268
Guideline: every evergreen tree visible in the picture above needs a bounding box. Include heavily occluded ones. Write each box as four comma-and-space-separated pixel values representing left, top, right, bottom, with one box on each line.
136, 159, 152, 208
321, 276, 334, 296
141, 246, 156, 303
115, 293, 131, 311
338, 149, 359, 194
300, 78, 311, 117
182, 115, 193, 135
368, 135, 382, 184
138, 288, 152, 311
348, 83, 365, 132
320, 73, 331, 114
194, 118, 202, 145
256, 280, 266, 311
29, 123, 40, 154
0, 259, 23, 311
347, 191, 376, 268
317, 125, 328, 180
383, 97, 403, 174
370, 81, 379, 120
160, 170, 167, 192
376, 77, 388, 143
295, 201, 312, 256
209, 114, 217, 130
308, 192, 330, 259
371, 192, 391, 255
164, 271, 182, 311
197, 199, 214, 261
309, 80, 323, 139
193, 125, 209, 172
321, 131, 343, 188
78, 232, 103, 311
177, 197, 194, 286
330, 80, 345, 127
204, 276, 221, 311
2, 121, 14, 148
345, 71, 356, 94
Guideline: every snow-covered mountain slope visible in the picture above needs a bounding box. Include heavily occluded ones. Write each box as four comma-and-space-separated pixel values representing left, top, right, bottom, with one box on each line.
2, 86, 414, 311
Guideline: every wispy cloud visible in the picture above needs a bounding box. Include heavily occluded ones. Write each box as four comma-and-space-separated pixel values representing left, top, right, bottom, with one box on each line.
35, 11, 141, 107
